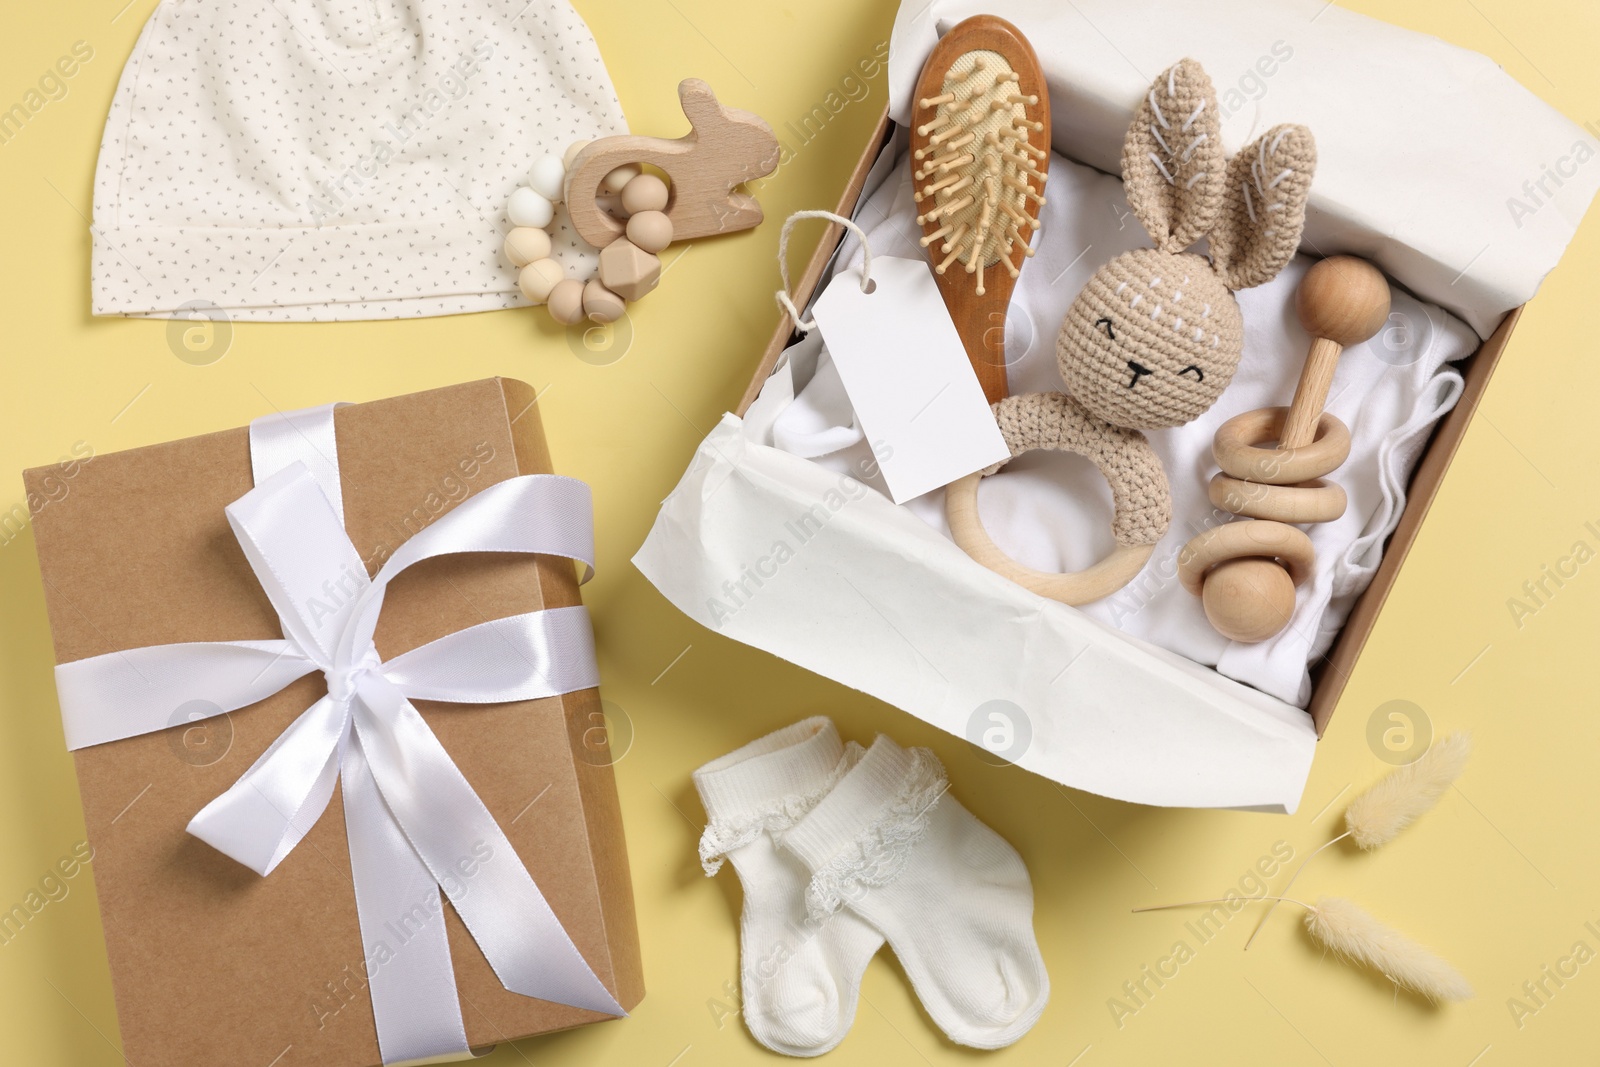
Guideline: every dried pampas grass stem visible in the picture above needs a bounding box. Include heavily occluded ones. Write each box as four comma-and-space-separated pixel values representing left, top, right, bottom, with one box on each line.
1244, 732, 1472, 950
1243, 832, 1348, 951
1345, 732, 1472, 849
1132, 894, 1310, 913
1302, 896, 1473, 1002
1134, 895, 1473, 1003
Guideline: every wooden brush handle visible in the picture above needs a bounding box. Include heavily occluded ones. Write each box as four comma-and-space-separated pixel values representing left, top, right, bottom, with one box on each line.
909, 15, 1050, 405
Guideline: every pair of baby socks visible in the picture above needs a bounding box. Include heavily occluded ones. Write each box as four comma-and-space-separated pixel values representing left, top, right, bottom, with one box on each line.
693, 717, 1048, 1056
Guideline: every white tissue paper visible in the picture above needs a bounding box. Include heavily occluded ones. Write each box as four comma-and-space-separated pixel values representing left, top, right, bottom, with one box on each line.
887, 0, 1600, 339
778, 138, 1478, 710
636, 0, 1592, 811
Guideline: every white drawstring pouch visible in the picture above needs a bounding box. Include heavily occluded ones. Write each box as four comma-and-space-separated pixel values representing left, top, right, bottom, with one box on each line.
92, 0, 626, 320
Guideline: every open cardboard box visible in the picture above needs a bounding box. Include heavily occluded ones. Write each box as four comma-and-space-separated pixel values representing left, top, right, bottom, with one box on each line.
635, 0, 1593, 813
738, 107, 1521, 741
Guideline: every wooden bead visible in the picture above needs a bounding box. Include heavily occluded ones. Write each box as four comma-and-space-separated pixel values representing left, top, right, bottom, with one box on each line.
507, 187, 553, 228
602, 164, 642, 195
562, 140, 591, 170
1280, 257, 1391, 449
583, 279, 626, 324
625, 210, 673, 254
528, 154, 566, 202
598, 238, 661, 302
620, 173, 669, 215
1296, 255, 1391, 348
546, 278, 587, 326
503, 227, 551, 267
1201, 558, 1298, 643
516, 258, 565, 304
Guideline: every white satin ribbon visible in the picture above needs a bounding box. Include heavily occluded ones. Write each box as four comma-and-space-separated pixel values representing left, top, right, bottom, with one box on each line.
54, 413, 624, 1066
250, 400, 348, 524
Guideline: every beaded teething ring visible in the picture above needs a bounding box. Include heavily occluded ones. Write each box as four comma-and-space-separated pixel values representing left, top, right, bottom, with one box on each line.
503, 141, 675, 327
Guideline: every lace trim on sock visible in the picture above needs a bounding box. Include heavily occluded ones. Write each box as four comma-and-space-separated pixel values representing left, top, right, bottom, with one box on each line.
698, 744, 860, 876
803, 747, 948, 921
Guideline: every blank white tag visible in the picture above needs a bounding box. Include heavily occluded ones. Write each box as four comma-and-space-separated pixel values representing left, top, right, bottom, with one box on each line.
810, 256, 1010, 504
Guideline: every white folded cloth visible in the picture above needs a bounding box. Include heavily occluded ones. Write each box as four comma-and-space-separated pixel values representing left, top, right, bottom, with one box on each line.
758, 139, 1478, 706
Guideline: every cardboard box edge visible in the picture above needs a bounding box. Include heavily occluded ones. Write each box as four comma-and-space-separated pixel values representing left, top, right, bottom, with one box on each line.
735, 106, 894, 418
494, 377, 646, 1013
1306, 305, 1522, 735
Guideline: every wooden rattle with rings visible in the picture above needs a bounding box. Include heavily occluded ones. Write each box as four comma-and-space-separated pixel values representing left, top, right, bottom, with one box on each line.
1177, 255, 1390, 642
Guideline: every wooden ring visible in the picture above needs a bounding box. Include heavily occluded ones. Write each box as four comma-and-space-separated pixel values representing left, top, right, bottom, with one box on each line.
1177, 521, 1315, 595
945, 472, 1155, 605
1212, 407, 1350, 485
1207, 474, 1347, 524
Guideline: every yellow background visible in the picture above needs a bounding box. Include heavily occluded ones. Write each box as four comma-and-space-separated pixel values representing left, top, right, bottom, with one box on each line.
1, 1, 1597, 1064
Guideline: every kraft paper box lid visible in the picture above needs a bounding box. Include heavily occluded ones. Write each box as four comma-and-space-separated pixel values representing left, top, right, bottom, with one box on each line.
23, 378, 643, 1067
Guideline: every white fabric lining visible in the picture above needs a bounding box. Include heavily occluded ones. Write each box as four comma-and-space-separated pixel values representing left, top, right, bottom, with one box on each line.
752, 139, 1476, 707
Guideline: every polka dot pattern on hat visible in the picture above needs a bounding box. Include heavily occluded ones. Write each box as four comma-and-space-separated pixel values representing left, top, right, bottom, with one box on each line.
91, 0, 627, 321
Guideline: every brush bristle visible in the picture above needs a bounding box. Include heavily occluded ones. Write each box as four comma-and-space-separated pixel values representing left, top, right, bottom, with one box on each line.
1305, 896, 1473, 1002
1345, 733, 1471, 849
914, 50, 1045, 295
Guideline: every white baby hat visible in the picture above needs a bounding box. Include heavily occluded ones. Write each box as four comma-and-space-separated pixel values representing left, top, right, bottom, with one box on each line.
92, 0, 627, 321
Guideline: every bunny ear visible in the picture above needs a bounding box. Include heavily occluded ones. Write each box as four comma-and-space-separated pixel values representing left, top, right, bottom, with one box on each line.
1211, 124, 1316, 290
1121, 59, 1225, 252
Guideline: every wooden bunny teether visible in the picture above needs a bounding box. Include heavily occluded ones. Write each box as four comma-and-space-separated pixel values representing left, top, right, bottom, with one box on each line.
564, 79, 780, 250
1178, 256, 1390, 642
947, 59, 1316, 606
504, 79, 778, 326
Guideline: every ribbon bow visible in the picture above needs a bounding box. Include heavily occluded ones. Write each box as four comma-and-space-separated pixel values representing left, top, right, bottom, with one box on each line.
53, 407, 623, 1065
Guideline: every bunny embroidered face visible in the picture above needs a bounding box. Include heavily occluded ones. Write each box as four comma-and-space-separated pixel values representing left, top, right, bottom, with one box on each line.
1061, 248, 1242, 429
1056, 59, 1315, 431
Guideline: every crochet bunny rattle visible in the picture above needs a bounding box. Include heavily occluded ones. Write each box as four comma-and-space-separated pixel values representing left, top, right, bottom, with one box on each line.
945, 59, 1316, 605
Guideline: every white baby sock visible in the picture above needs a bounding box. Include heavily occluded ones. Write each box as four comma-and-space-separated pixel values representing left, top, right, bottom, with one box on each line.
694, 718, 885, 1057
781, 735, 1049, 1049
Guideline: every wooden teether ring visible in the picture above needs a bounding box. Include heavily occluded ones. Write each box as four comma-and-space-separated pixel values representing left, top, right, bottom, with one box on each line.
1178, 521, 1315, 595
1207, 474, 1347, 524
946, 472, 1154, 605
1212, 408, 1350, 485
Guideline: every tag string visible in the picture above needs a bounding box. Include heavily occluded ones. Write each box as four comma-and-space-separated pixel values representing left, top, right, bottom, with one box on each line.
775, 210, 874, 334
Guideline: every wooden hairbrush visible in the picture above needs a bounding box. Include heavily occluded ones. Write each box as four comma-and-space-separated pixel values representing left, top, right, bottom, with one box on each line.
910, 15, 1050, 405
